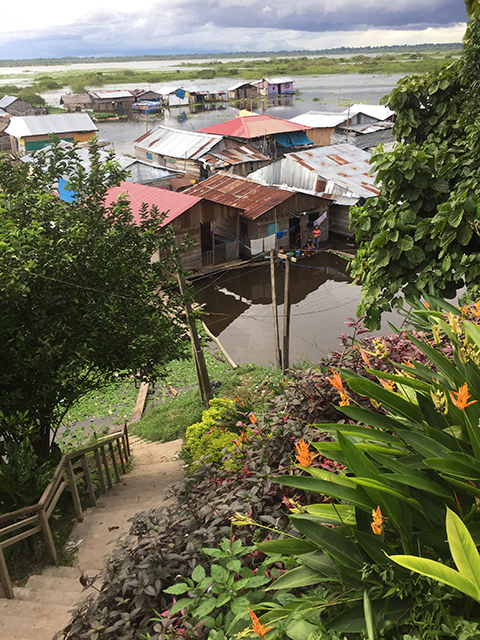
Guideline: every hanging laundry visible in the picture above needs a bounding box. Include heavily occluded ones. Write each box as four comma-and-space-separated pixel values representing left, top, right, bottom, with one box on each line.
316, 212, 327, 226
276, 231, 285, 240
264, 233, 276, 252
175, 89, 186, 99
250, 238, 264, 255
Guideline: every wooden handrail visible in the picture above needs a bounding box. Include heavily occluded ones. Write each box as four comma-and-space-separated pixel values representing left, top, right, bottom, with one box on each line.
0, 423, 131, 599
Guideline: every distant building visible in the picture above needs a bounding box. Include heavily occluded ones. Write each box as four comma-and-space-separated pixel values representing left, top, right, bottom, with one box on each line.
0, 95, 48, 116
60, 93, 93, 112
255, 77, 294, 97
228, 82, 258, 101
289, 112, 349, 147
88, 90, 135, 113
5, 113, 98, 156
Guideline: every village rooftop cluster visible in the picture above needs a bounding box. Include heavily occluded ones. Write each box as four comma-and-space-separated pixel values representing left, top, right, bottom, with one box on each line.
0, 79, 395, 272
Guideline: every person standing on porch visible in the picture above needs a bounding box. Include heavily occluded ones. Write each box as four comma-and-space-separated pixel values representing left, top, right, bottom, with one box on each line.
312, 225, 321, 250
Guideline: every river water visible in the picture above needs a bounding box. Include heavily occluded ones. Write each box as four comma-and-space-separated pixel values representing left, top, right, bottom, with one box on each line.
2, 62, 407, 364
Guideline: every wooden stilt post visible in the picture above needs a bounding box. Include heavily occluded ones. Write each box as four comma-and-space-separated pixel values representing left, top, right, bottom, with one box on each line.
177, 272, 213, 404
0, 546, 14, 599
270, 249, 282, 369
283, 256, 291, 373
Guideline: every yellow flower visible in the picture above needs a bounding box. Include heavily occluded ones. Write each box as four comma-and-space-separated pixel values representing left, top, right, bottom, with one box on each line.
295, 439, 320, 467
371, 506, 385, 535
450, 383, 477, 411
339, 393, 350, 406
379, 378, 396, 392
230, 512, 256, 526
432, 324, 441, 346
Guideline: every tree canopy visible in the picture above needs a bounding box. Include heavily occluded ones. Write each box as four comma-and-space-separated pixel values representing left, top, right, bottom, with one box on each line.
349, 14, 480, 329
0, 141, 187, 459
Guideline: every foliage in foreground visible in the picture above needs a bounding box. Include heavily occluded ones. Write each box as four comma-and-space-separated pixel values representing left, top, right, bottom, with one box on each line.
349, 15, 480, 329
0, 140, 188, 460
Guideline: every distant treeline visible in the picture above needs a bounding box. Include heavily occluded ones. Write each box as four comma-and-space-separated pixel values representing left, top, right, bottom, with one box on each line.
0, 43, 463, 67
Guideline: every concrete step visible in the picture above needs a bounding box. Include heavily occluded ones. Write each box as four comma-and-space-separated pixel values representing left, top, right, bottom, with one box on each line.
14, 585, 87, 606
41, 565, 100, 580
25, 573, 85, 593
0, 599, 72, 638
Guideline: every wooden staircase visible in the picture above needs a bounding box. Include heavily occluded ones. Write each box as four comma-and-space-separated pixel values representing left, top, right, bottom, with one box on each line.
0, 436, 184, 640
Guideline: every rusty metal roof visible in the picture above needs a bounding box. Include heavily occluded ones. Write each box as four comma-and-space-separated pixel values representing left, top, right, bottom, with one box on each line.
248, 144, 379, 200
185, 172, 297, 220
134, 125, 223, 161
201, 139, 268, 169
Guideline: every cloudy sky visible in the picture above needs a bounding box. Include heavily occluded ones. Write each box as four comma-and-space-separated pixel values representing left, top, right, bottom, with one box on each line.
0, 0, 468, 59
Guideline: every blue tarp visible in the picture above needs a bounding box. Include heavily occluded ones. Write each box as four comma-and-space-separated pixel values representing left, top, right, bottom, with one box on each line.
274, 131, 313, 147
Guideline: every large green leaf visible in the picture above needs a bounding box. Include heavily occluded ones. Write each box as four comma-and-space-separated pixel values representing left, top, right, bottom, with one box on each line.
339, 405, 417, 434
424, 457, 480, 479
306, 503, 356, 525
285, 619, 320, 640
378, 473, 452, 499
395, 430, 452, 459
346, 377, 423, 423
270, 564, 325, 590
352, 477, 422, 510
388, 555, 480, 602
256, 539, 317, 555
276, 475, 374, 512
324, 422, 405, 446
408, 333, 463, 386
446, 507, 480, 591
291, 515, 363, 571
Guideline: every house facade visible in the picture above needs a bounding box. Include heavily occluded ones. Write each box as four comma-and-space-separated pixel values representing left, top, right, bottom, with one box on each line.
228, 82, 258, 101
88, 90, 135, 113
256, 77, 294, 96
0, 95, 49, 117
5, 113, 98, 156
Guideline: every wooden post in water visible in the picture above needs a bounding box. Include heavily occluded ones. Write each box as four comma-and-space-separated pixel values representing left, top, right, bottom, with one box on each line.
177, 272, 213, 405
283, 256, 291, 373
270, 249, 282, 369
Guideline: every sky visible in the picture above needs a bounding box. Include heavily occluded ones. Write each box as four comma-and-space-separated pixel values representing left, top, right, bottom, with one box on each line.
0, 0, 468, 59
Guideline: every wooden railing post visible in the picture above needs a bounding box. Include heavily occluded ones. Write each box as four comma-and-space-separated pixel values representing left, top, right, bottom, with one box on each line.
100, 445, 113, 489
94, 449, 107, 494
38, 507, 57, 563
81, 454, 97, 507
108, 442, 120, 482
0, 546, 14, 599
117, 439, 126, 474
66, 459, 84, 522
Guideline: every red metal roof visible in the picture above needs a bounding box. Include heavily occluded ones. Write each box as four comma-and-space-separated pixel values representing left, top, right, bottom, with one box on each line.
105, 181, 202, 226
185, 172, 295, 220
198, 114, 312, 139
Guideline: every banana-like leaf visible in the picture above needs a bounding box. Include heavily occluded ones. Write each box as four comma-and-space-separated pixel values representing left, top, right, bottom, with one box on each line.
446, 507, 480, 591
364, 368, 431, 394
346, 378, 423, 423
408, 334, 463, 387
256, 538, 317, 555
378, 473, 452, 499
424, 457, 480, 479
324, 422, 405, 446
388, 555, 480, 602
306, 503, 356, 525
395, 430, 452, 459
351, 477, 422, 511
270, 564, 326, 590
339, 405, 417, 434
276, 475, 374, 512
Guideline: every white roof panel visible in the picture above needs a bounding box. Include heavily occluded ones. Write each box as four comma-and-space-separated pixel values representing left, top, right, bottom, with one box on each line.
134, 125, 222, 161
289, 111, 347, 128
5, 113, 97, 138
343, 104, 394, 121
263, 76, 294, 84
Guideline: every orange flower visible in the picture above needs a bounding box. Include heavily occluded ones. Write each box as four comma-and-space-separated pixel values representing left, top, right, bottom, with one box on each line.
424, 300, 430, 309
460, 305, 470, 317
248, 608, 273, 639
371, 506, 385, 535
472, 301, 480, 317
295, 439, 320, 467
250, 414, 257, 425
379, 378, 396, 392
450, 383, 477, 410
327, 370, 345, 394
339, 393, 350, 406
359, 348, 372, 368
403, 359, 414, 368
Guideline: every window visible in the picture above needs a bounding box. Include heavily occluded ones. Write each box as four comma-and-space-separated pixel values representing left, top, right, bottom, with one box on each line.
146, 152, 152, 160
240, 222, 248, 237
268, 222, 278, 236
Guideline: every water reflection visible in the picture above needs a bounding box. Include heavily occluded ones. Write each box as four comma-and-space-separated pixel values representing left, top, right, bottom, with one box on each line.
194, 249, 360, 366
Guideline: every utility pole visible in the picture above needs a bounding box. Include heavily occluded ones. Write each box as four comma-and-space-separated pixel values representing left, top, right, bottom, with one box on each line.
177, 272, 213, 404
282, 256, 291, 373
270, 249, 282, 369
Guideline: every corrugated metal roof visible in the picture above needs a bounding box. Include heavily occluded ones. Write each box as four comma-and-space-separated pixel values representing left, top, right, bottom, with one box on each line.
354, 128, 395, 151
228, 81, 256, 91
88, 90, 134, 100
0, 95, 18, 109
186, 172, 298, 220
201, 140, 268, 169
134, 125, 222, 161
248, 144, 379, 200
263, 76, 294, 84
5, 113, 97, 138
105, 181, 202, 226
198, 114, 311, 139
342, 104, 394, 121
289, 111, 347, 128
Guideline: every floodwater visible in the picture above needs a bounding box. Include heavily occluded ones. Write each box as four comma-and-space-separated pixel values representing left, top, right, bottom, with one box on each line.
194, 242, 403, 367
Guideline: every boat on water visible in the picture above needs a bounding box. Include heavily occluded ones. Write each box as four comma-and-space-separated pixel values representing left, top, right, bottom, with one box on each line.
131, 101, 162, 114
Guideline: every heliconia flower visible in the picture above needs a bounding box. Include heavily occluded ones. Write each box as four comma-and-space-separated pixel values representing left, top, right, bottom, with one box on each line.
460, 305, 470, 317
250, 414, 258, 424
326, 370, 345, 394
248, 608, 273, 639
472, 301, 480, 317
449, 383, 477, 410
359, 348, 372, 368
230, 512, 256, 526
339, 393, 350, 406
379, 378, 396, 392
295, 438, 320, 467
424, 300, 430, 309
371, 506, 385, 535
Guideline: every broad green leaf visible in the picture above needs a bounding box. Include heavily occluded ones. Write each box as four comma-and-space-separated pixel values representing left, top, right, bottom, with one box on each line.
424, 457, 480, 479
163, 582, 189, 595
346, 377, 423, 423
256, 539, 317, 555
291, 515, 363, 571
339, 405, 417, 434
168, 597, 193, 616
379, 473, 452, 499
285, 619, 320, 640
389, 555, 480, 602
306, 503, 356, 525
270, 564, 325, 590
408, 334, 462, 386
446, 507, 480, 591
352, 477, 422, 510
276, 475, 374, 512
298, 551, 338, 576
396, 430, 451, 459
191, 564, 206, 583
323, 422, 404, 446
193, 597, 219, 620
